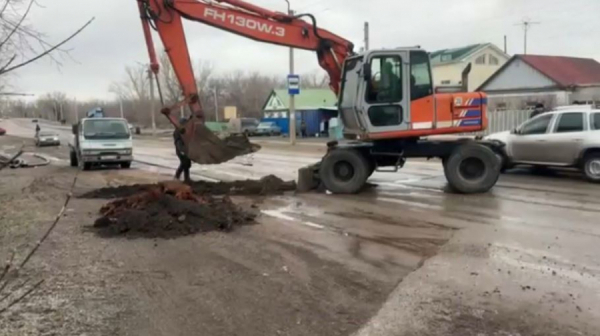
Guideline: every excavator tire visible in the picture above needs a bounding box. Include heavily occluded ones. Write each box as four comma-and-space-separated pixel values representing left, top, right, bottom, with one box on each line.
320, 148, 369, 194
443, 143, 501, 194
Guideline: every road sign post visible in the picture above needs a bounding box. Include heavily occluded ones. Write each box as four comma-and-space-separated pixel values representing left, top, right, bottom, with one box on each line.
287, 74, 300, 145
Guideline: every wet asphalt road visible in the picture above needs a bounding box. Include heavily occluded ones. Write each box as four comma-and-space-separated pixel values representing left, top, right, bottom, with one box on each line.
3, 118, 600, 335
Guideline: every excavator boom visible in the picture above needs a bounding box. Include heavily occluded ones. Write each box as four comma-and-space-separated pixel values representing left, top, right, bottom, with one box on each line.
136, 0, 353, 165
138, 0, 353, 117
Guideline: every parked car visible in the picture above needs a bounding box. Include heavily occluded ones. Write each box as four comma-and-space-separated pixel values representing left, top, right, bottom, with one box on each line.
254, 122, 282, 136
35, 131, 60, 146
485, 108, 600, 182
241, 118, 259, 135
31, 119, 38, 123
0, 127, 6, 136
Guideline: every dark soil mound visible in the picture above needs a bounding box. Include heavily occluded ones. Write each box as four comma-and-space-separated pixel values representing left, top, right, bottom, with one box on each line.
93, 194, 256, 239
80, 175, 296, 200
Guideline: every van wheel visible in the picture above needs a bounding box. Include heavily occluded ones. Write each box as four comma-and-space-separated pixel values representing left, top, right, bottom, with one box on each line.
70, 151, 78, 167
320, 148, 369, 194
443, 144, 501, 194
583, 153, 600, 183
78, 159, 91, 171
121, 162, 131, 169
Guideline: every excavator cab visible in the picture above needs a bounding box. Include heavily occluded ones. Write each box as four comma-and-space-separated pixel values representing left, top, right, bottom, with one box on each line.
339, 47, 434, 139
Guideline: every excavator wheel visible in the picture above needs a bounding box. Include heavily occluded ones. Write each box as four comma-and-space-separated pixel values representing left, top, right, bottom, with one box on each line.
319, 148, 370, 194
443, 143, 501, 194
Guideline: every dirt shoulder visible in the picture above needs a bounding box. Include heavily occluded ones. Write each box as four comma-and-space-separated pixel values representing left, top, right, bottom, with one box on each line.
0, 136, 397, 336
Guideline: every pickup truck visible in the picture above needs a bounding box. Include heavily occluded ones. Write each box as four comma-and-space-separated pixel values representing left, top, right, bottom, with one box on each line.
69, 118, 133, 170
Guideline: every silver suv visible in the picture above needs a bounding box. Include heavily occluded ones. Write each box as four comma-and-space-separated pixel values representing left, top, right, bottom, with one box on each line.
486, 108, 600, 182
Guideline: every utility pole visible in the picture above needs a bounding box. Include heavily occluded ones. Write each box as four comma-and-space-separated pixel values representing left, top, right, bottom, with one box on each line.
119, 99, 124, 118
285, 0, 296, 145
147, 68, 157, 136
364, 22, 370, 51
516, 19, 540, 54
74, 98, 79, 122
504, 35, 507, 54
213, 88, 219, 122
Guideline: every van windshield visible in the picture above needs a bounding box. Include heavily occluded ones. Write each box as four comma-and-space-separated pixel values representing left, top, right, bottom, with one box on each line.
83, 119, 130, 140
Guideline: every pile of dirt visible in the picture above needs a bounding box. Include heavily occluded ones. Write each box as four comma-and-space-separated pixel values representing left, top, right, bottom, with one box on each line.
92, 181, 256, 239
80, 175, 296, 200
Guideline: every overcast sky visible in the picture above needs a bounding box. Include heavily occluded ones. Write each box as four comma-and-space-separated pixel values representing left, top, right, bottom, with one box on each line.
11, 0, 600, 100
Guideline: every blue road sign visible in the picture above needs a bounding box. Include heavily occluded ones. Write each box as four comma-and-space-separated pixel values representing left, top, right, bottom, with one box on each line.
287, 75, 300, 95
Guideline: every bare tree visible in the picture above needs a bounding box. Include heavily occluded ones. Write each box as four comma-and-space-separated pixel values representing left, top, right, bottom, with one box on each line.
158, 53, 180, 105
0, 0, 94, 81
301, 70, 328, 89
36, 92, 68, 121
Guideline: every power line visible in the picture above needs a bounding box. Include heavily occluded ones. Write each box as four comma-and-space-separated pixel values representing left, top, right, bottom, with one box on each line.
515, 19, 540, 54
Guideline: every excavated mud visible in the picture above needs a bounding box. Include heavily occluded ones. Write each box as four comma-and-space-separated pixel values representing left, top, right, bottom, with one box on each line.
92, 181, 257, 239
80, 175, 296, 200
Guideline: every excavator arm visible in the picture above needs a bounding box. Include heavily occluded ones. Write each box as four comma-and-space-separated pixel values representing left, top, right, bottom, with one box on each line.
138, 0, 354, 122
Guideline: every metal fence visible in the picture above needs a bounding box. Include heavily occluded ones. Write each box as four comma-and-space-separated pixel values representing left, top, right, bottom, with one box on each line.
478, 109, 531, 136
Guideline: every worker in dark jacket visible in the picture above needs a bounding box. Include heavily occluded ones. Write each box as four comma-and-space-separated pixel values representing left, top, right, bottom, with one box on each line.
173, 118, 191, 183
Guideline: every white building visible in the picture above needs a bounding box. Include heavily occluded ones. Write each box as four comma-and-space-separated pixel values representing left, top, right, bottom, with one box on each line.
430, 43, 510, 91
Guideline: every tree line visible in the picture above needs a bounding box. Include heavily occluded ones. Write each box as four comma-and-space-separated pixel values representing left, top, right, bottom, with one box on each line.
4, 52, 329, 127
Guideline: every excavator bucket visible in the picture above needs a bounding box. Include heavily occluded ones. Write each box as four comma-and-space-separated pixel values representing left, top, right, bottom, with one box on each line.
182, 120, 260, 165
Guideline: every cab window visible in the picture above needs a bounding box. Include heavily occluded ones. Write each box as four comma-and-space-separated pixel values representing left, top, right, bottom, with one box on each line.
520, 114, 553, 135
410, 51, 433, 101
592, 113, 600, 130
366, 55, 402, 104
555, 113, 584, 133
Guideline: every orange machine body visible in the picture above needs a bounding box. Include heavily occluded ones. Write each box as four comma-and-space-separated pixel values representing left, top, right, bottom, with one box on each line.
368, 92, 488, 140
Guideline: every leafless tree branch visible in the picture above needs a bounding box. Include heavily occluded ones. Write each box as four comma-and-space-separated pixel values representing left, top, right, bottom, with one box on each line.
0, 252, 15, 291
0, 17, 94, 76
18, 173, 79, 269
0, 53, 15, 72
0, 277, 29, 303
0, 279, 44, 314
0, 0, 34, 50
0, 0, 12, 18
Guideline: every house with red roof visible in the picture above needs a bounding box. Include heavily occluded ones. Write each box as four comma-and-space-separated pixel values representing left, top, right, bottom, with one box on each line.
477, 54, 600, 110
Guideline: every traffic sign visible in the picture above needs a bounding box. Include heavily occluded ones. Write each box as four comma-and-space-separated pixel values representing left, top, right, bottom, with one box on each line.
287, 74, 300, 95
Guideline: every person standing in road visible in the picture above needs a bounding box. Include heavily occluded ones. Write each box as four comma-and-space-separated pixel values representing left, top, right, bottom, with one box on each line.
35, 123, 40, 137
173, 118, 192, 183
300, 120, 307, 138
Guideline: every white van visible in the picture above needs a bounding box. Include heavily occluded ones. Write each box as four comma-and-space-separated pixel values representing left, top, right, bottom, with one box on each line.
69, 118, 133, 170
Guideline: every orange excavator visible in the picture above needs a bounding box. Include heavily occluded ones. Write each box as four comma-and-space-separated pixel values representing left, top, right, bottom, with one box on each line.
137, 0, 503, 194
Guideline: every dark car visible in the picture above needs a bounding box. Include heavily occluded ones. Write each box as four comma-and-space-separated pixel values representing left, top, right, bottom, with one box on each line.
35, 131, 60, 146
0, 127, 5, 136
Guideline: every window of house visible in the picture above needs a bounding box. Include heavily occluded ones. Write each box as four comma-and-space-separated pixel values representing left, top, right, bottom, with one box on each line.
489, 55, 499, 65
495, 102, 507, 111
475, 55, 486, 65
520, 114, 553, 135
525, 101, 540, 110
556, 113, 584, 133
441, 80, 451, 85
